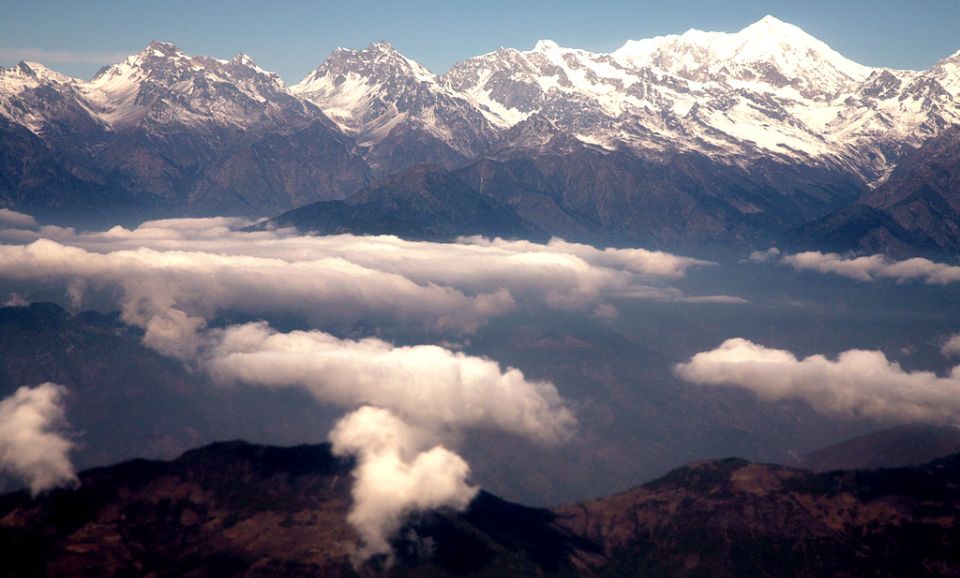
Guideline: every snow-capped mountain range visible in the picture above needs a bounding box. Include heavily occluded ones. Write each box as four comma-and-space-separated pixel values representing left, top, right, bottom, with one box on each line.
0, 15, 958, 248
292, 15, 960, 181
0, 41, 369, 215
4, 16, 959, 180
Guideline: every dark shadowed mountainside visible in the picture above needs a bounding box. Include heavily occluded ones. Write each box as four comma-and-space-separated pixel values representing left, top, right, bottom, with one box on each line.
556, 455, 960, 576
795, 424, 960, 471
271, 147, 865, 255
782, 128, 960, 256
270, 164, 544, 242
0, 441, 592, 577
4, 441, 960, 576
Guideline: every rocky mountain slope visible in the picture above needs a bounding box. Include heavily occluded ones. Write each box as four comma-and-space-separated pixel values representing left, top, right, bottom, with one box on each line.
270, 163, 543, 242
784, 127, 960, 254
292, 42, 497, 176
273, 145, 865, 254
4, 440, 960, 576
0, 43, 369, 218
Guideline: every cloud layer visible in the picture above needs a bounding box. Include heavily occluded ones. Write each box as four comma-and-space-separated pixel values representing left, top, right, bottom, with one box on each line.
0, 214, 728, 555
0, 218, 733, 357
750, 247, 960, 284
676, 338, 960, 424
0, 383, 77, 495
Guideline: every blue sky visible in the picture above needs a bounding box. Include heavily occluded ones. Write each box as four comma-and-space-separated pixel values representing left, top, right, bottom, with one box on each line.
2, 0, 959, 82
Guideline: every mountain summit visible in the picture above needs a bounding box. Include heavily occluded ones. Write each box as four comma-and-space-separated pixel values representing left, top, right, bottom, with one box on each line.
292, 42, 496, 174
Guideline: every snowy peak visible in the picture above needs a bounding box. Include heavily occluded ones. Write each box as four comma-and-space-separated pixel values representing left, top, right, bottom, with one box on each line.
12, 61, 73, 84
730, 15, 870, 84
738, 14, 808, 40
927, 50, 960, 96
89, 41, 192, 91
0, 59, 95, 135
82, 42, 312, 130
614, 15, 869, 93
294, 41, 436, 96
533, 39, 562, 53
142, 40, 186, 59
90, 41, 190, 81
1, 60, 82, 90
292, 42, 497, 172
292, 42, 439, 127
2, 17, 959, 186
230, 52, 266, 71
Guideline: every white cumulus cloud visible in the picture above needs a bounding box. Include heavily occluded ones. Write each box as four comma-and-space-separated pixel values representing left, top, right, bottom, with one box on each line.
0, 383, 77, 495
330, 406, 478, 564
204, 322, 575, 562
943, 334, 960, 358
0, 215, 737, 557
205, 322, 576, 444
676, 338, 960, 424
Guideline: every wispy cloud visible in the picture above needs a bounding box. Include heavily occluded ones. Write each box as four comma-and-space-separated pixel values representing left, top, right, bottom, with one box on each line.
0, 209, 37, 229
748, 247, 960, 284
0, 47, 127, 65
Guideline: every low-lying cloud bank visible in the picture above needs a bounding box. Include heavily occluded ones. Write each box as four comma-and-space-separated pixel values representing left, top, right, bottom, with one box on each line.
0, 383, 76, 495
3, 215, 647, 558
0, 218, 740, 358
676, 338, 960, 424
748, 247, 960, 284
